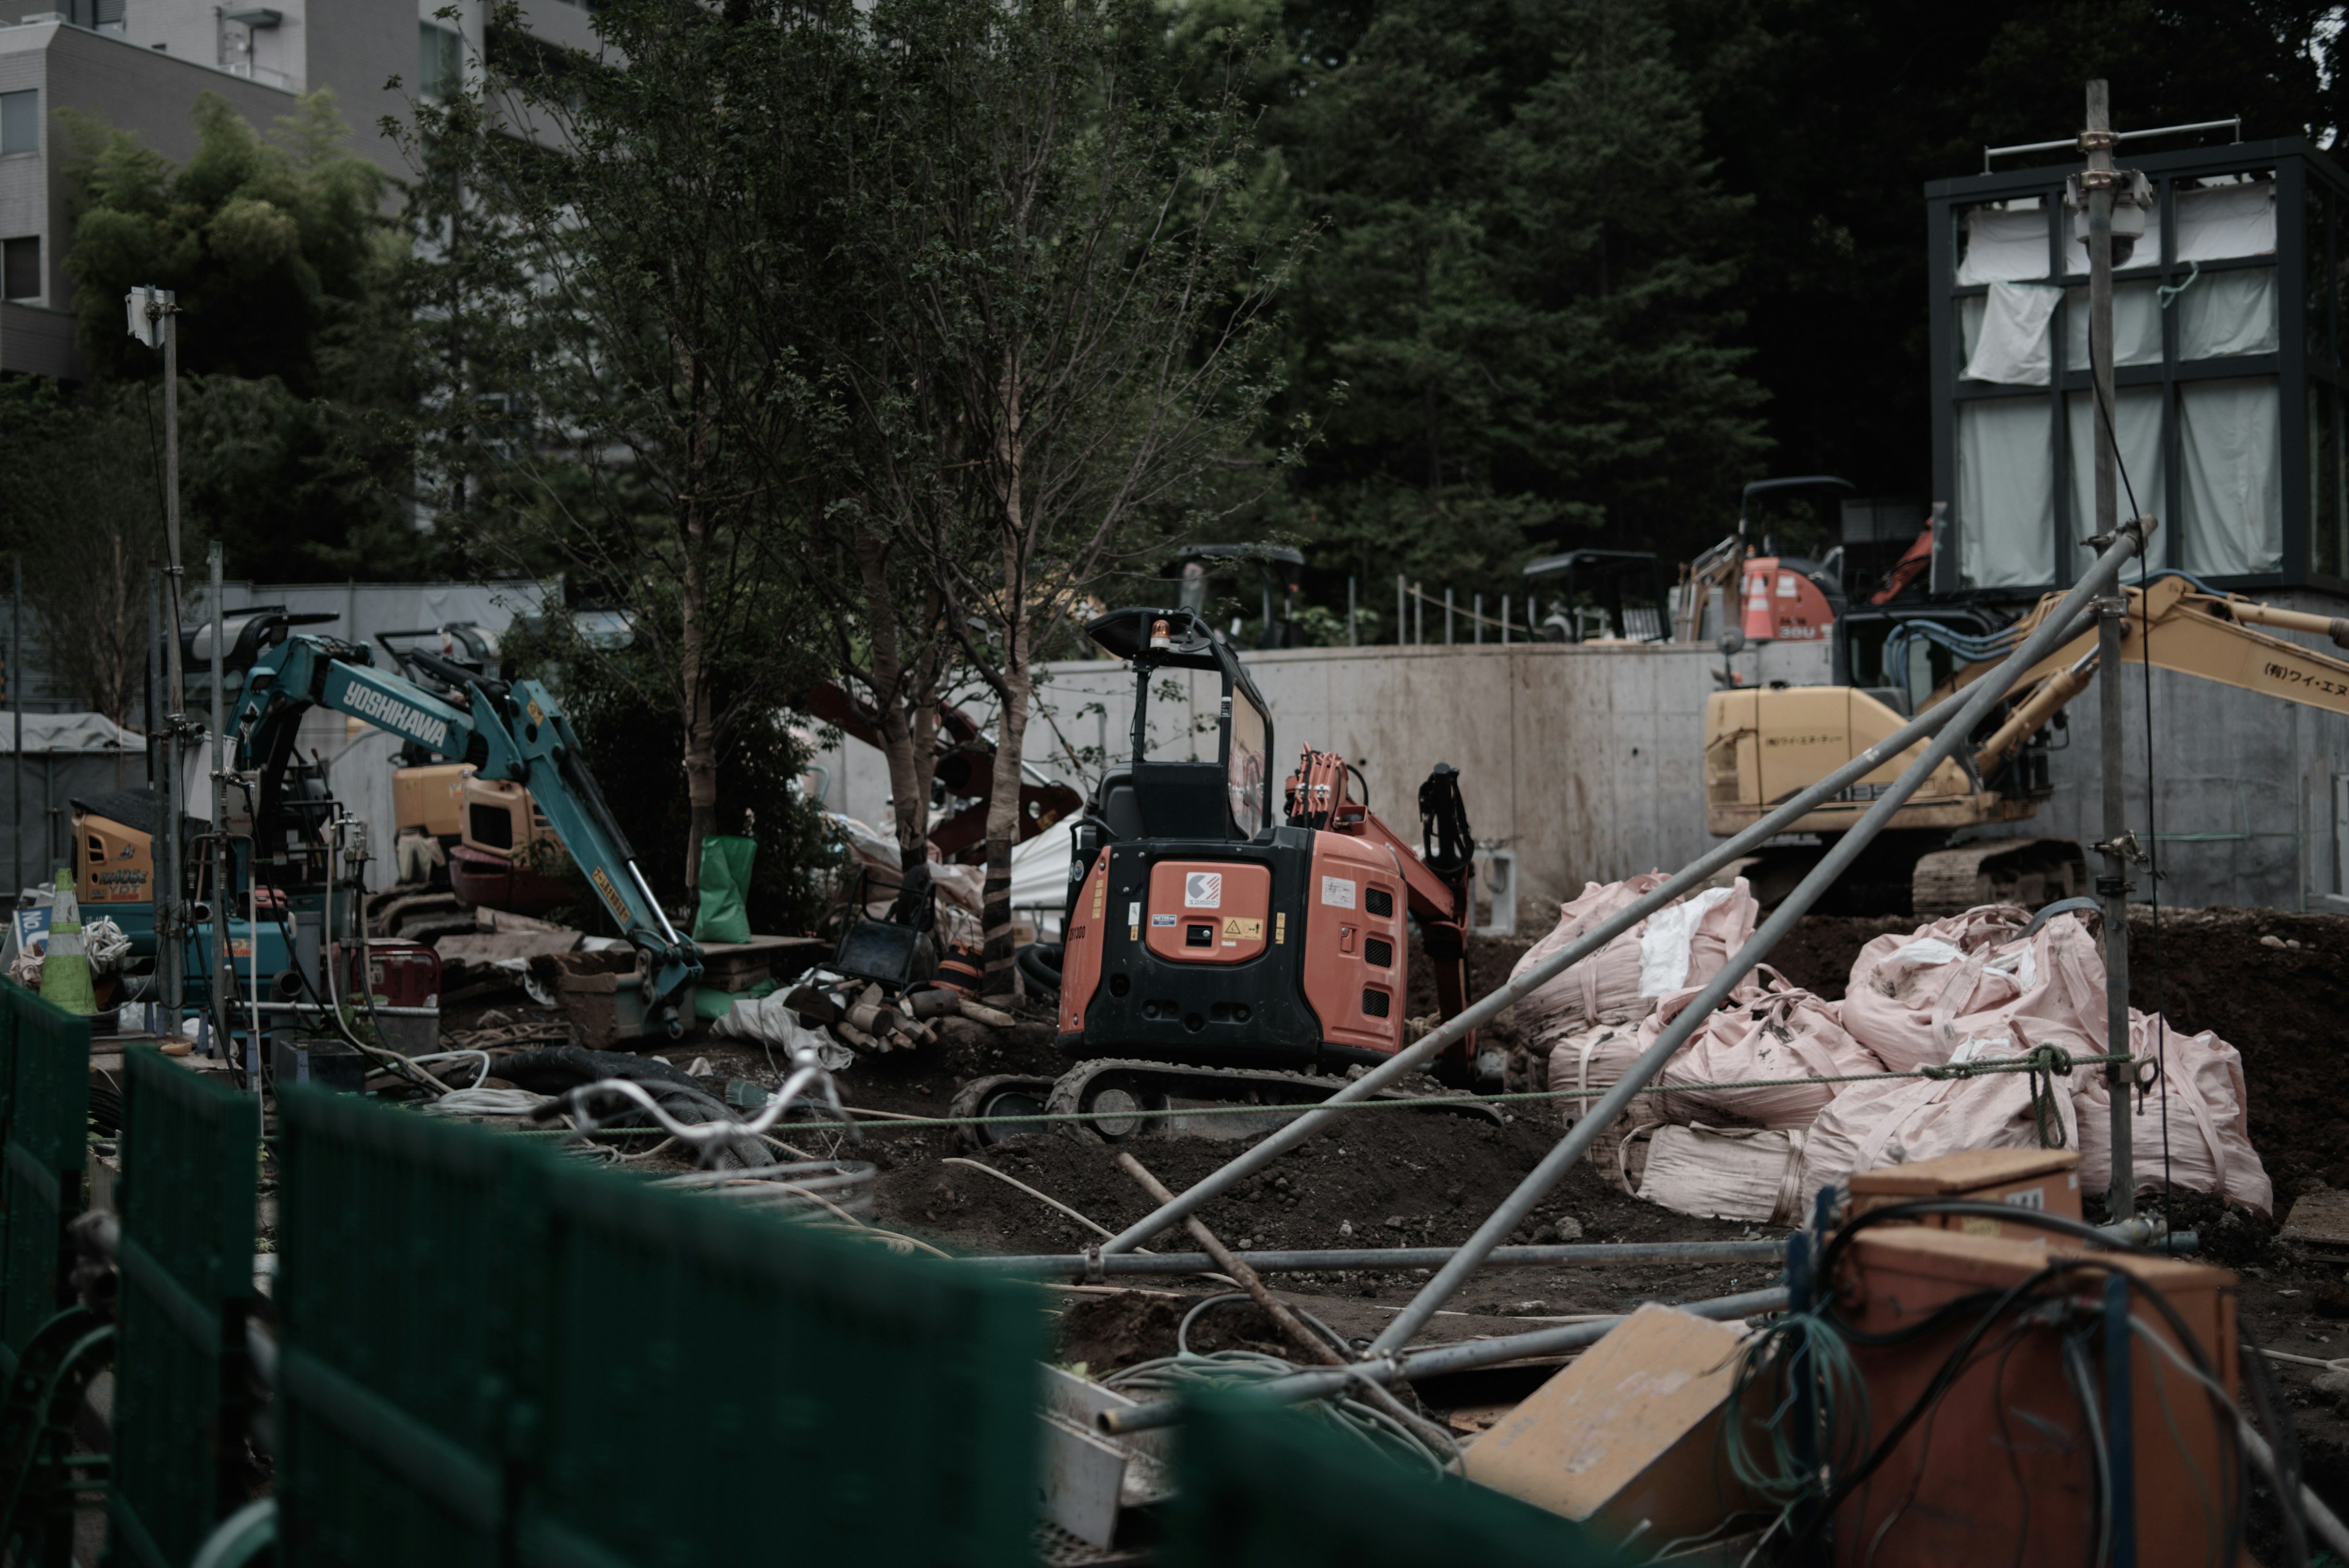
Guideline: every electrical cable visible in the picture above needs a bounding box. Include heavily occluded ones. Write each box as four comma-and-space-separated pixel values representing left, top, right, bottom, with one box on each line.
1779, 1199, 2245, 1562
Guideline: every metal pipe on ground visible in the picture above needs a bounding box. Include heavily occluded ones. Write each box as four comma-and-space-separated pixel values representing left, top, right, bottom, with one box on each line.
1098, 1284, 1792, 1436
960, 1239, 1788, 1277
1097, 609, 2101, 1260
1362, 516, 2156, 1356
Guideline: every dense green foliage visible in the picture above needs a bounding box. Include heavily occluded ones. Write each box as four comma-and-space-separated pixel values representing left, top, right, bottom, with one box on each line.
21, 89, 428, 584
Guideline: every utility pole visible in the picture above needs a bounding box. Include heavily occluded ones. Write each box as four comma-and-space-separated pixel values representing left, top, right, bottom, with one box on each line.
207, 541, 236, 1077
128, 286, 186, 1020
2083, 80, 2137, 1220
10, 555, 19, 899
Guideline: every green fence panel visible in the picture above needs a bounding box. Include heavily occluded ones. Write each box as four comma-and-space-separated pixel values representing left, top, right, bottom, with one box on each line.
1162, 1388, 1622, 1568
273, 1087, 542, 1568
0, 984, 87, 1366
516, 1161, 1044, 1568
108, 1045, 261, 1568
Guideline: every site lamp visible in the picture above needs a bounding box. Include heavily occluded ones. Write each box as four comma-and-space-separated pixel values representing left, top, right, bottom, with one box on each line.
2065, 168, 2154, 266
123, 284, 174, 349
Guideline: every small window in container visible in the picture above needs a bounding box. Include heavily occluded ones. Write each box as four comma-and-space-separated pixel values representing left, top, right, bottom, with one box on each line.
1954, 198, 2050, 286
1956, 397, 2056, 589
2177, 376, 2282, 576
2173, 175, 2277, 264
2062, 281, 2162, 371
2177, 266, 2279, 359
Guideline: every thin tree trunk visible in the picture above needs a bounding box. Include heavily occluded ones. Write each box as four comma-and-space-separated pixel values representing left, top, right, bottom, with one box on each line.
980, 608, 1028, 996
855, 530, 940, 869
680, 497, 717, 898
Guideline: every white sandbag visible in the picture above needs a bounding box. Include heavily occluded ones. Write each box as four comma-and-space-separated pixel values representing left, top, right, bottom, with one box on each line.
1543, 1020, 1647, 1128
1842, 905, 2106, 1071
1799, 1052, 2083, 1207
1647, 978, 1886, 1131
1512, 874, 1759, 1040
1635, 1123, 1810, 1225
2077, 1013, 2271, 1216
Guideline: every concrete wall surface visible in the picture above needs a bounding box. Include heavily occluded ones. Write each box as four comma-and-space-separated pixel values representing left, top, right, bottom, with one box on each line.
818, 620, 2349, 920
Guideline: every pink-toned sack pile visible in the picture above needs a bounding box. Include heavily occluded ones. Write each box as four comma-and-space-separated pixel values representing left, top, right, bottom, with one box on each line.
1520, 874, 1759, 1090
1841, 905, 2108, 1071
1645, 970, 1886, 1131
2076, 1012, 2271, 1216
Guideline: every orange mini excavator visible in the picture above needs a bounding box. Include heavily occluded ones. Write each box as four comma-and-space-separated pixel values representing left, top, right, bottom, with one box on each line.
952, 608, 1493, 1145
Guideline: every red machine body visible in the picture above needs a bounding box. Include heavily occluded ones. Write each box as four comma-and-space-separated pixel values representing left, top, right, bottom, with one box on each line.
1739, 555, 1841, 643
1055, 608, 1482, 1082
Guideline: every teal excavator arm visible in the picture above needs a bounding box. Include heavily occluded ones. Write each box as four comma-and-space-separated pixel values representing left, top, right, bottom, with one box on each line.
228, 633, 703, 1032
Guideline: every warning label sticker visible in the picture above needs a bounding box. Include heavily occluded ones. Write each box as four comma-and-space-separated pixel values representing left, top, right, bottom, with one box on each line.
1222, 917, 1263, 940
1320, 875, 1356, 910
1184, 872, 1223, 908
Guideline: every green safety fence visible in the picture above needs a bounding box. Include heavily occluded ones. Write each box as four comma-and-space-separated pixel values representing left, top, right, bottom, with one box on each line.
275, 1087, 1044, 1568
1162, 1387, 1622, 1568
109, 1045, 261, 1568
273, 1087, 538, 1568
519, 1158, 1042, 1568
0, 983, 87, 1367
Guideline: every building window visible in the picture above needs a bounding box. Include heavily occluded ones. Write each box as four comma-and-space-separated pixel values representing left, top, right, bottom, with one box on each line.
419, 23, 462, 100
2, 237, 37, 302
2178, 376, 2283, 575
0, 91, 36, 157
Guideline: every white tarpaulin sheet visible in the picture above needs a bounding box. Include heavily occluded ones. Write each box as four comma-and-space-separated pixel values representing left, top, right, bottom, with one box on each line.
2062, 281, 2162, 371
2178, 376, 2282, 576
1960, 281, 2061, 385
2066, 387, 2165, 547
2178, 267, 2279, 359
2175, 180, 2276, 264
1957, 396, 2057, 588
1955, 205, 2051, 284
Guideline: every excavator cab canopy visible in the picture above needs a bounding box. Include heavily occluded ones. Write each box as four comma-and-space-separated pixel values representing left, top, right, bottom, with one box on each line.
1084, 606, 1276, 842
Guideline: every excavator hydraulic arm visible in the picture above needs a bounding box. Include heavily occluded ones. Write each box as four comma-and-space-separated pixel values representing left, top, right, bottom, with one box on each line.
1284, 748, 1477, 1033
1951, 575, 2349, 775
229, 634, 702, 1031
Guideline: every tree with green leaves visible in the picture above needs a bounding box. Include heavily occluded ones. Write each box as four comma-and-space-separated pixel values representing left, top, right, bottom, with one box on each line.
406, 0, 845, 902
50, 89, 427, 582
1247, 0, 1766, 614
812, 0, 1299, 987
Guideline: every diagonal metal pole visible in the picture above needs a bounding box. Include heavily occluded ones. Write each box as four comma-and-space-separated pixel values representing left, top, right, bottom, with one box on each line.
1363, 515, 2156, 1354
1098, 641, 2095, 1257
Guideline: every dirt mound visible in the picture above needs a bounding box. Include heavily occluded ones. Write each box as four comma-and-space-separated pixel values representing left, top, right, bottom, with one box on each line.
1762, 915, 1911, 1000
1056, 1291, 1188, 1372
875, 1098, 1755, 1263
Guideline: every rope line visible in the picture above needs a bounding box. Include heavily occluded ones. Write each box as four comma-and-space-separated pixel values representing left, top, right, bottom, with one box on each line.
693, 1049, 2141, 1135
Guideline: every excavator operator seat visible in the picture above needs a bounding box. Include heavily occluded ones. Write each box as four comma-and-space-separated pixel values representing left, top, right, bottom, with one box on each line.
1091, 768, 1144, 841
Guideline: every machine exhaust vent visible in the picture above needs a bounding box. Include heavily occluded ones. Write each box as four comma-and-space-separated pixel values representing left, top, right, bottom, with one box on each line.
1365, 937, 1393, 968
1365, 887, 1394, 918
1362, 987, 1390, 1018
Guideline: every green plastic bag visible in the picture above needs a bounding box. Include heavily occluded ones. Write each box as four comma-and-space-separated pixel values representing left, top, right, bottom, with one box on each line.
692, 834, 757, 945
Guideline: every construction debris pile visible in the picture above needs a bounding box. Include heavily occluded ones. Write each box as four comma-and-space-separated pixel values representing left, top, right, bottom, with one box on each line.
1516, 878, 2273, 1227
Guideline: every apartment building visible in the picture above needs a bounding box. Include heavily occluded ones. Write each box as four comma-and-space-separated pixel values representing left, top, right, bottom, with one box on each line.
0, 0, 592, 376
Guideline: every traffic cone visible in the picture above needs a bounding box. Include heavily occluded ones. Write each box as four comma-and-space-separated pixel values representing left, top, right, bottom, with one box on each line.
39, 868, 95, 1015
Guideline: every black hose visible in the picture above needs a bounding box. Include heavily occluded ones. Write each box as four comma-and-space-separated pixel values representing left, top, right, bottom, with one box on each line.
1014, 942, 1063, 999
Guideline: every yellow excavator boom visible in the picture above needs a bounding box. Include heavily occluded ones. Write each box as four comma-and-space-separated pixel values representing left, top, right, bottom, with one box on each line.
1950, 576, 2349, 776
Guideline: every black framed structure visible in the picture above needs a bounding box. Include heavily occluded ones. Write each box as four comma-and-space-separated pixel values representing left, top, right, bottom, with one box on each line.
1927, 136, 2349, 600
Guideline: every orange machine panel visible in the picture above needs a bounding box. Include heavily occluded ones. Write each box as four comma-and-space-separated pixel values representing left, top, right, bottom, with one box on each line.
1833, 1227, 2238, 1568
78, 811, 153, 907
1058, 853, 1110, 1035
1299, 833, 1409, 1053
1740, 556, 1835, 642
1144, 861, 1271, 965
395, 762, 472, 838
1847, 1147, 2084, 1241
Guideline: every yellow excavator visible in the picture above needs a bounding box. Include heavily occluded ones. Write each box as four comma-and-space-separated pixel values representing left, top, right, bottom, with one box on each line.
1704, 574, 2349, 913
